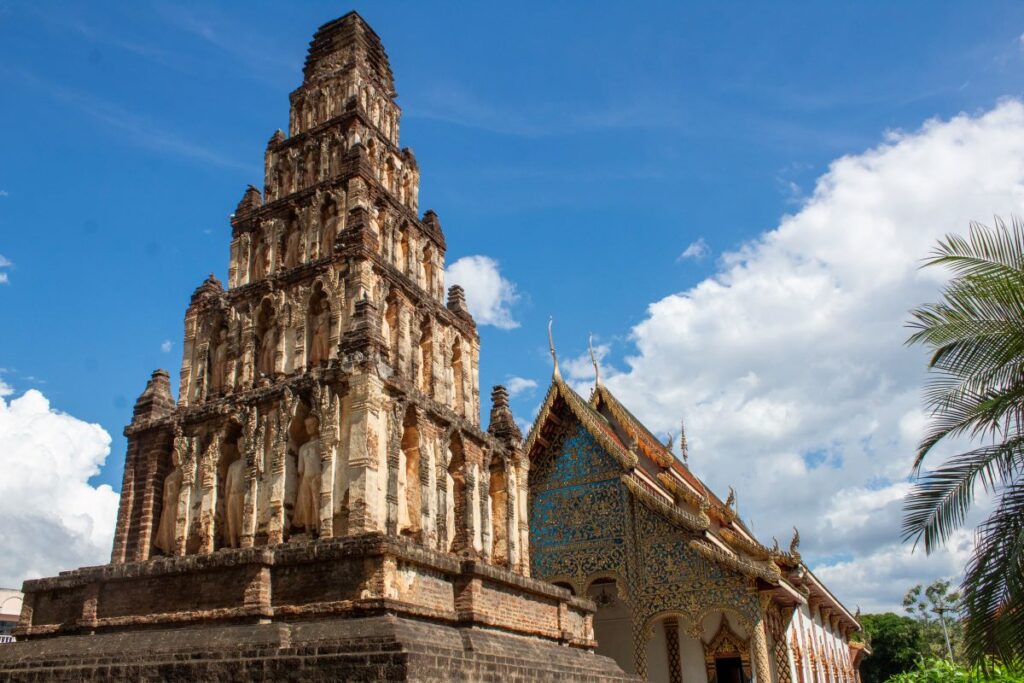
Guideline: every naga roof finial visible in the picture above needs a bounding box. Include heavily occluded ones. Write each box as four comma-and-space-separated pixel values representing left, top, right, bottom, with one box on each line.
665, 432, 674, 450
548, 317, 561, 381
679, 416, 689, 464
725, 486, 736, 510
790, 526, 801, 556
588, 332, 602, 388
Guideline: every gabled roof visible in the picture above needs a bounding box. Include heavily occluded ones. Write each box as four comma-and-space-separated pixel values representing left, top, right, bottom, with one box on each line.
526, 377, 865, 628
525, 379, 638, 471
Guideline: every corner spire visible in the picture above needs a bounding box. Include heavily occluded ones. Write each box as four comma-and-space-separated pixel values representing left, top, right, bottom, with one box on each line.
548, 317, 561, 381
588, 333, 602, 389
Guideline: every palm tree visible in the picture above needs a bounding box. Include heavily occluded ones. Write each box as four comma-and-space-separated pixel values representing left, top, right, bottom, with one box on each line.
905, 217, 1024, 667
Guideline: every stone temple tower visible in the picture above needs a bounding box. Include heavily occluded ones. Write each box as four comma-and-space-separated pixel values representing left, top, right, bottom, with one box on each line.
3, 13, 631, 681
111, 10, 509, 565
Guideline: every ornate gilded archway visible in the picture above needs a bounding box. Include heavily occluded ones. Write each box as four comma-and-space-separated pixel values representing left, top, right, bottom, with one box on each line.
704, 618, 753, 683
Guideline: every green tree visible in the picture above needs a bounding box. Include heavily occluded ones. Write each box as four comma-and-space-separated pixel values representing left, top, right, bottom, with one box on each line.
903, 581, 962, 660
859, 613, 928, 683
905, 218, 1024, 666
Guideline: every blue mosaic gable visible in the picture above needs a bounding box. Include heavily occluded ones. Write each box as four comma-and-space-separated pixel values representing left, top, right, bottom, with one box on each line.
530, 423, 626, 579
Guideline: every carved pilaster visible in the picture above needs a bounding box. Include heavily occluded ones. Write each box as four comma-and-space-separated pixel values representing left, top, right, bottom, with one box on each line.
241, 407, 265, 548
753, 595, 774, 683
175, 432, 196, 557
198, 432, 221, 554
313, 381, 339, 538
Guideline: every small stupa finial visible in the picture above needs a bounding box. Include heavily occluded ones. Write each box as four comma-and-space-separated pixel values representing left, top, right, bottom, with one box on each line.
548, 317, 561, 381
588, 333, 602, 388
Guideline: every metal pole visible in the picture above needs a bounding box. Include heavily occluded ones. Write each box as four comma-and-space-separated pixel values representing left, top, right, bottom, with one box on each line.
932, 606, 954, 661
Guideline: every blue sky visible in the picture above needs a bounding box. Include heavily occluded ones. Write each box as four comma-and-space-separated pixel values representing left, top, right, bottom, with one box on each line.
1, 1, 1023, 609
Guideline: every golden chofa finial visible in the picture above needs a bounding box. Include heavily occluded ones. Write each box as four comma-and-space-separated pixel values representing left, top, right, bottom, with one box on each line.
588, 332, 602, 388
725, 486, 736, 510
679, 416, 689, 464
548, 317, 561, 381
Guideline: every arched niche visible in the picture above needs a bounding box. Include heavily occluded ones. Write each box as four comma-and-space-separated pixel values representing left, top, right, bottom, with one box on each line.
396, 225, 410, 273
421, 244, 435, 296
254, 298, 278, 382
217, 421, 245, 551
283, 210, 301, 269
284, 401, 317, 537
251, 228, 271, 282
319, 196, 339, 259
487, 452, 508, 566
383, 293, 400, 367
418, 320, 433, 397
446, 434, 466, 552
206, 314, 230, 397
398, 407, 421, 537
306, 283, 331, 368
451, 337, 464, 415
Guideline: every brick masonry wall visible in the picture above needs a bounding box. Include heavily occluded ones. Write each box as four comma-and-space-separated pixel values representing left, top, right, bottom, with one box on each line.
14, 534, 595, 648
0, 615, 637, 682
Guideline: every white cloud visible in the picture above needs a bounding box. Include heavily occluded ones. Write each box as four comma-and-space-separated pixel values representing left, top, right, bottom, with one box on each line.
0, 254, 11, 284
678, 238, 710, 261
566, 100, 1024, 612
160, 340, 172, 353
445, 255, 520, 329
505, 376, 538, 398
0, 380, 119, 587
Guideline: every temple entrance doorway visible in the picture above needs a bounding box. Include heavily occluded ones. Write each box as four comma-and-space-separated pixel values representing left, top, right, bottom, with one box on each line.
587, 578, 634, 675
715, 656, 747, 683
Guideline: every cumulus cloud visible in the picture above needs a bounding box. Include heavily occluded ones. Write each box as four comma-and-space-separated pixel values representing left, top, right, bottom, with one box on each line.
566, 100, 1024, 612
0, 255, 11, 284
678, 238, 710, 261
160, 340, 172, 353
0, 378, 119, 587
445, 255, 520, 329
505, 376, 538, 398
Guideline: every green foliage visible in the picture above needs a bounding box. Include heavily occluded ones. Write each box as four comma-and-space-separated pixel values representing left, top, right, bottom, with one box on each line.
905, 218, 1024, 665
903, 581, 963, 660
861, 613, 929, 683
887, 657, 1024, 683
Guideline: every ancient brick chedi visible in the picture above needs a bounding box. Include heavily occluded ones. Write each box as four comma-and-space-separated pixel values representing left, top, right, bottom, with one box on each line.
0, 13, 630, 682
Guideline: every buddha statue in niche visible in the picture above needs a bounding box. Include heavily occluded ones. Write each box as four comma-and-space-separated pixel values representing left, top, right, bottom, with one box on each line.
284, 219, 301, 268
224, 455, 247, 549
209, 327, 229, 395
308, 300, 330, 367
153, 434, 185, 555
257, 316, 277, 379
252, 235, 271, 281
294, 415, 322, 534
320, 200, 339, 258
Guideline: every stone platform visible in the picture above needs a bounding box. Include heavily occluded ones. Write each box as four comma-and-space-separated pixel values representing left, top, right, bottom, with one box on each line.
0, 533, 634, 681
